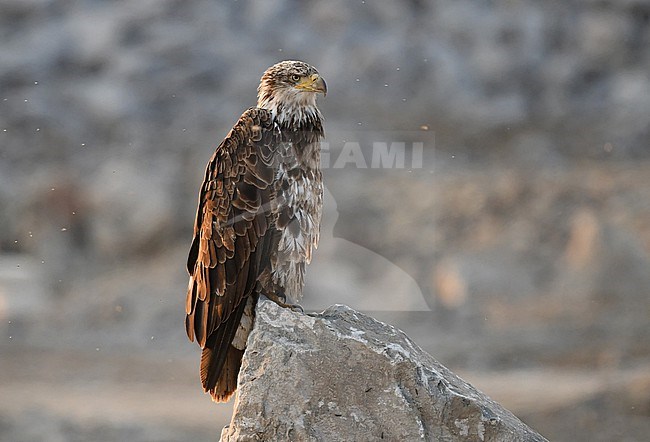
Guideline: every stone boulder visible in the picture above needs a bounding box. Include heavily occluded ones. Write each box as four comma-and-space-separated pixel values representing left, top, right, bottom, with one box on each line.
221, 299, 547, 441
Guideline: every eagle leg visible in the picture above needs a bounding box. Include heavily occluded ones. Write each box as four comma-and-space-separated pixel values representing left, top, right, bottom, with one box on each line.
263, 291, 304, 313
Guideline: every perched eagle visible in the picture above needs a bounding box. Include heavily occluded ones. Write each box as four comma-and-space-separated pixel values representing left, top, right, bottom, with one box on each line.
185, 60, 327, 402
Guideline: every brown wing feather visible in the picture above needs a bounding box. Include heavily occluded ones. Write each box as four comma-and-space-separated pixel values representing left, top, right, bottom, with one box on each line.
186, 107, 277, 401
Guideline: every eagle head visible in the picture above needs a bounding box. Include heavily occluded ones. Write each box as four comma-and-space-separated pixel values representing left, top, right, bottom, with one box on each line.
257, 60, 327, 122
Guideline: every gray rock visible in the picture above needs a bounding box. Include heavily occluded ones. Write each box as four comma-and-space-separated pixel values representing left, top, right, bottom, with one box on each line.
221, 299, 547, 442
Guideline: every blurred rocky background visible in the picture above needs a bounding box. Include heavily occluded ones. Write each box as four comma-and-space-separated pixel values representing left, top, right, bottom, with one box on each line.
1, 0, 649, 441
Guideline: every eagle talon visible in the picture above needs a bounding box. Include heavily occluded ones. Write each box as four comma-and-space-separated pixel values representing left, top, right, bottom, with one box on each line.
264, 292, 304, 313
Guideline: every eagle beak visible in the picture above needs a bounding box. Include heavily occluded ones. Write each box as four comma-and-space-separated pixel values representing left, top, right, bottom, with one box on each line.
311, 74, 327, 96
297, 74, 327, 96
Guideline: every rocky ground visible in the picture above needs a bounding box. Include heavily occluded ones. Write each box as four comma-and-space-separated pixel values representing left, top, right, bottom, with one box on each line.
224, 300, 549, 441
1, 1, 649, 441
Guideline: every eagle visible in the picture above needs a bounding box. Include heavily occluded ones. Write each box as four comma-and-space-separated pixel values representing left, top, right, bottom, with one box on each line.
185, 60, 327, 402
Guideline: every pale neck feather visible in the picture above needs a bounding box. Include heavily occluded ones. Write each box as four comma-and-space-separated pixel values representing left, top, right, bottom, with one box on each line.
257, 87, 322, 127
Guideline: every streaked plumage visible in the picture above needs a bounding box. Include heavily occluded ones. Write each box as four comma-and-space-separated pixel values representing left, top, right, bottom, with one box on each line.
185, 60, 326, 402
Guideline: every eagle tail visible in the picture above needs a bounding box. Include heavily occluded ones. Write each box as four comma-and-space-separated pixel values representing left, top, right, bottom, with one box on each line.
200, 299, 248, 402
201, 344, 244, 402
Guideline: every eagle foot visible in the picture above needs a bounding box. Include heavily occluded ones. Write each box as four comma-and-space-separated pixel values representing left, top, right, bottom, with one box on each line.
264, 292, 304, 313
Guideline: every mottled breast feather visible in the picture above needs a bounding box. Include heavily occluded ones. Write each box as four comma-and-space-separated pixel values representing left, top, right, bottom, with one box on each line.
265, 116, 324, 302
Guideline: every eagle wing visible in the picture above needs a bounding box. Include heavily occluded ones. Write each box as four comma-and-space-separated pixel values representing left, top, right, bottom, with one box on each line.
185, 107, 277, 400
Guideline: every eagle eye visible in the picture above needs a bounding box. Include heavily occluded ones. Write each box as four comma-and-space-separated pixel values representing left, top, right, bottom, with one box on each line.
290, 74, 301, 82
